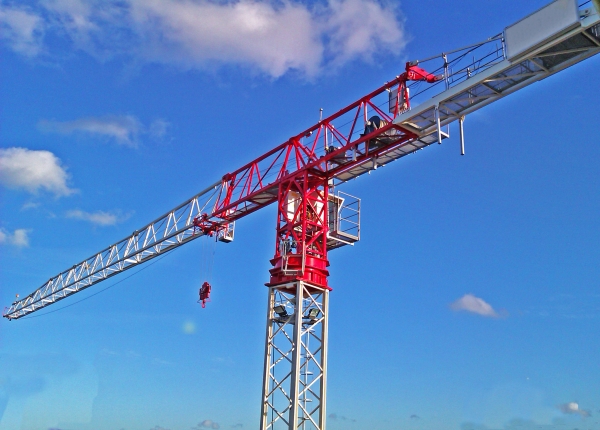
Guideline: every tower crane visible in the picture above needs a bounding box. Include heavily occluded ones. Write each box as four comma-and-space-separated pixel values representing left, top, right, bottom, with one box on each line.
4, 1, 600, 429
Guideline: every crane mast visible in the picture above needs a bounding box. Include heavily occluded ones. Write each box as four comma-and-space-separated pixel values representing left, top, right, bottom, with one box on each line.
4, 1, 600, 429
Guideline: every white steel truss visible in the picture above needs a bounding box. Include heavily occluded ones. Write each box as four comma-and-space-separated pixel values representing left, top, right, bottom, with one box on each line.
261, 282, 329, 430
3, 181, 227, 320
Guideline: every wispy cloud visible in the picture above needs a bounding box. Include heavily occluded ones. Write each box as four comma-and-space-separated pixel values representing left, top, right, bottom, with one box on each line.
39, 115, 141, 146
66, 209, 131, 226
21, 201, 41, 211
0, 0, 406, 78
0, 147, 75, 197
527, 293, 600, 320
148, 118, 170, 139
324, 0, 405, 67
450, 294, 502, 318
557, 402, 591, 418
0, 6, 44, 57
151, 358, 174, 366
461, 418, 588, 430
99, 349, 172, 367
192, 420, 220, 429
328, 413, 356, 422
0, 228, 31, 247
38, 115, 168, 147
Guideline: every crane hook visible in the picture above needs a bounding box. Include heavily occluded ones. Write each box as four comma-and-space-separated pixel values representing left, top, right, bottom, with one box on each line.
198, 281, 212, 308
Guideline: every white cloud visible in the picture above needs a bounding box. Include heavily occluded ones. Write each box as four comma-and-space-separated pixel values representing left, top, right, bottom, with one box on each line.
450, 293, 500, 318
100, 348, 119, 356
39, 115, 171, 146
324, 0, 405, 66
39, 115, 142, 146
0, 147, 74, 197
0, 5, 45, 57
66, 209, 130, 226
0, 0, 407, 78
557, 402, 591, 418
128, 0, 323, 77
152, 357, 173, 366
197, 420, 220, 429
21, 201, 41, 210
149, 119, 170, 139
0, 228, 31, 247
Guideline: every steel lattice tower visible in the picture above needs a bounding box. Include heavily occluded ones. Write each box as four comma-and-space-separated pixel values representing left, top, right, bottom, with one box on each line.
261, 283, 329, 430
260, 171, 331, 429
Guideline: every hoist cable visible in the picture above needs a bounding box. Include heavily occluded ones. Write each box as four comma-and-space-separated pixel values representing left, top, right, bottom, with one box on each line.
20, 249, 176, 320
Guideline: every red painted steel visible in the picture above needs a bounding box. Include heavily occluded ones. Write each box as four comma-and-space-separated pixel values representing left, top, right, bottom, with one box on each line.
211, 63, 437, 225
267, 170, 330, 290
203, 63, 440, 289
193, 214, 224, 236
199, 281, 212, 308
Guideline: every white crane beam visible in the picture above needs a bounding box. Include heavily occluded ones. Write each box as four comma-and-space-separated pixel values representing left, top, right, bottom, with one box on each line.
3, 182, 224, 320
334, 1, 600, 182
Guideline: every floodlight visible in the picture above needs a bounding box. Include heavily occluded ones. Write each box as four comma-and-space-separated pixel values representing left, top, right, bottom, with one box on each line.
273, 305, 288, 317
305, 308, 320, 320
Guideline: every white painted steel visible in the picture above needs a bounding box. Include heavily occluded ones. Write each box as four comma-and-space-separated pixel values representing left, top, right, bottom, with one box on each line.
326, 192, 360, 250
459, 116, 465, 156
366, 6, 600, 181
260, 282, 328, 430
4, 181, 225, 319
505, 0, 580, 60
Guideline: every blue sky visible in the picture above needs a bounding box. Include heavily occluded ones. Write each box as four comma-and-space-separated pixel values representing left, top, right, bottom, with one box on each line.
1, 1, 599, 429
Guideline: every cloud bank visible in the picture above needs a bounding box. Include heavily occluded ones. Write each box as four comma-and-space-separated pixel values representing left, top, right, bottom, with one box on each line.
0, 0, 406, 78
0, 147, 74, 197
450, 294, 501, 318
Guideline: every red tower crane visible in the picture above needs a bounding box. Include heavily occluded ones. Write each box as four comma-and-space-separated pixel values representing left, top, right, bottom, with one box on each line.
4, 1, 600, 429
